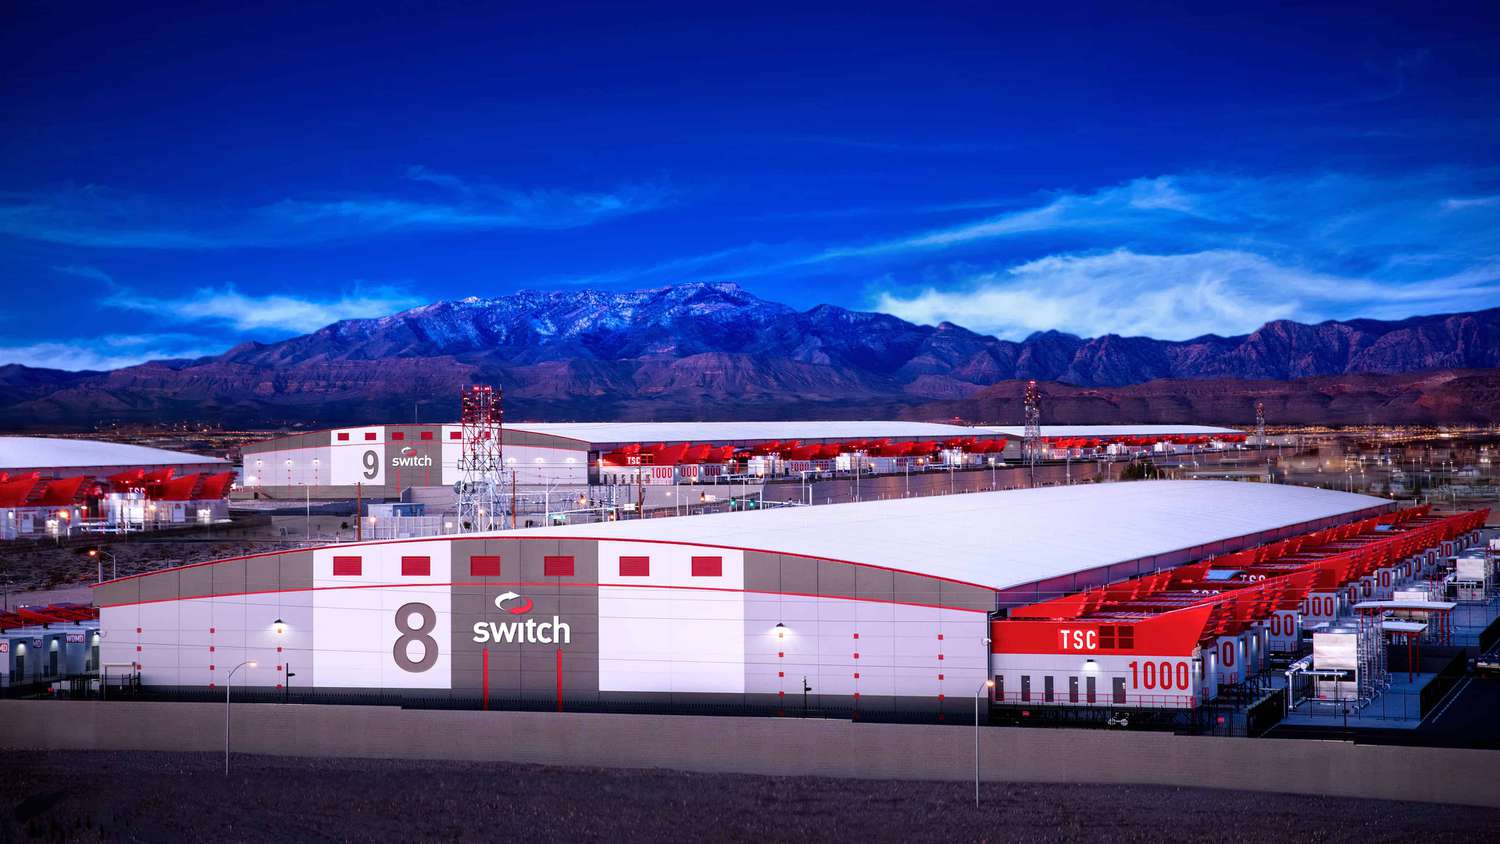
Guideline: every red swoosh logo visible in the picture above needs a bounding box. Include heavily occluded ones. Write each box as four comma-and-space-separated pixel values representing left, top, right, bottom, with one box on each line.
508, 598, 534, 615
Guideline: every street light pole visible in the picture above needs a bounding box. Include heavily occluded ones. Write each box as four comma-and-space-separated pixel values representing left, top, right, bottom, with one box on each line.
224, 659, 257, 775
975, 677, 995, 807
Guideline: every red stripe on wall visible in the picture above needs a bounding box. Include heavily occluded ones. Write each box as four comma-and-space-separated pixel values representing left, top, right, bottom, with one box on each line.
94, 579, 990, 613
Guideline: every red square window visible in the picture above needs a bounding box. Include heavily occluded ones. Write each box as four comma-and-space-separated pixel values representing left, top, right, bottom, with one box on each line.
691, 556, 723, 577
364, 432, 377, 441
332, 556, 362, 576
470, 555, 501, 577
401, 555, 431, 576
336, 432, 350, 442
450, 431, 462, 440
544, 555, 575, 577
392, 432, 405, 441
619, 556, 650, 577
420, 431, 433, 441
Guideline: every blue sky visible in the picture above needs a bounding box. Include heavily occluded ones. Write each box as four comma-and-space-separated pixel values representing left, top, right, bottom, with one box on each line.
2, 1, 1498, 370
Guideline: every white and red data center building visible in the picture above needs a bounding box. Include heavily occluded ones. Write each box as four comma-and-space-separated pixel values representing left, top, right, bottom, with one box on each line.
91, 481, 1422, 716
989, 505, 1488, 711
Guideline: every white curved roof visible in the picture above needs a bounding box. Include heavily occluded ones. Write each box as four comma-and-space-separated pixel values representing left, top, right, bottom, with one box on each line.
0, 437, 226, 471
984, 425, 1241, 437
507, 420, 979, 445
494, 481, 1387, 590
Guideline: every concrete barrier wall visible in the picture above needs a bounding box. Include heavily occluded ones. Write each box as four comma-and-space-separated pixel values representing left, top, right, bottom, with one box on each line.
2, 701, 1496, 807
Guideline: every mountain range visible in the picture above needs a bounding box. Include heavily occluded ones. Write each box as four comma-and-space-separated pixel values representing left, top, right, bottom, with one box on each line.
0, 282, 1496, 430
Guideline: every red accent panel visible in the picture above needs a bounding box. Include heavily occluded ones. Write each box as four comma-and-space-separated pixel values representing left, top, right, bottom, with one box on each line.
332, 556, 362, 576
990, 604, 1215, 658
470, 555, 501, 577
392, 432, 405, 441
337, 433, 349, 441
420, 431, 434, 441
364, 432, 376, 441
691, 556, 723, 577
618, 556, 650, 577
401, 556, 431, 577
544, 555, 575, 577
450, 431, 462, 440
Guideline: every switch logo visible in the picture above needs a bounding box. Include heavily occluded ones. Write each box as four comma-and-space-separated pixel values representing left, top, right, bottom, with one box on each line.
472, 592, 570, 645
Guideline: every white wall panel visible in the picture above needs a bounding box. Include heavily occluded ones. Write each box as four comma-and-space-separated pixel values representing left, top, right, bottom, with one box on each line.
311, 541, 452, 689
330, 428, 385, 486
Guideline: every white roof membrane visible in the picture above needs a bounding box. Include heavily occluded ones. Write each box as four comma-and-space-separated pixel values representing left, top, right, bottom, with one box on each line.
0, 437, 226, 471
488, 480, 1387, 590
506, 420, 979, 446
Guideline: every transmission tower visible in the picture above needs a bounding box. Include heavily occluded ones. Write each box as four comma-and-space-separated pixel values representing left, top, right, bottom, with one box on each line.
1254, 400, 1266, 446
456, 384, 503, 532
1023, 379, 1042, 484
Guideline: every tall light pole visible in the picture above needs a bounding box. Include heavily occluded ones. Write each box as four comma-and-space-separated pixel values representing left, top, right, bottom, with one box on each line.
88, 548, 116, 582
225, 660, 257, 775
975, 677, 995, 807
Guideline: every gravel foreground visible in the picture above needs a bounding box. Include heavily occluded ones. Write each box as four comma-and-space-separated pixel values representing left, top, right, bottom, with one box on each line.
2, 751, 1497, 843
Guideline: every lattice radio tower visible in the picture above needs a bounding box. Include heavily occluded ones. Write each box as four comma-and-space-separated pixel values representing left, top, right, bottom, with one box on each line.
456, 384, 503, 532
1254, 400, 1266, 445
1023, 379, 1042, 483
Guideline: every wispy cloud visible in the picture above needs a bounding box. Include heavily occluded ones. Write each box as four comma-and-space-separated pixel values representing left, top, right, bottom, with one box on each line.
0, 333, 217, 371
104, 285, 423, 333
52, 264, 115, 283
875, 249, 1500, 341
1443, 195, 1500, 211
0, 173, 669, 249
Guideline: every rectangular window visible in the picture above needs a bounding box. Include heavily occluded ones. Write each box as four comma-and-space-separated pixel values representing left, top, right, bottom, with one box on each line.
1099, 626, 1116, 650
391, 432, 405, 441
1086, 675, 1096, 704
420, 431, 433, 441
469, 555, 501, 577
691, 556, 723, 577
332, 556, 362, 576
364, 432, 377, 441
336, 432, 350, 442
1020, 674, 1031, 703
401, 555, 430, 576
1044, 675, 1055, 703
544, 555, 575, 577
1112, 677, 1126, 704
619, 556, 650, 577
1117, 626, 1135, 650
450, 431, 462, 440
1069, 676, 1080, 703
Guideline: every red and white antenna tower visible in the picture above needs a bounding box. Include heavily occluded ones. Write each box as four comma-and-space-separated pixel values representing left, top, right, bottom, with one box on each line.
1022, 379, 1042, 482
456, 384, 503, 531
1254, 400, 1266, 445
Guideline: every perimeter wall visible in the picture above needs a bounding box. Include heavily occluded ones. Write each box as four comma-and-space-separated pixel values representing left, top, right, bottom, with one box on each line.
1, 701, 1494, 808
